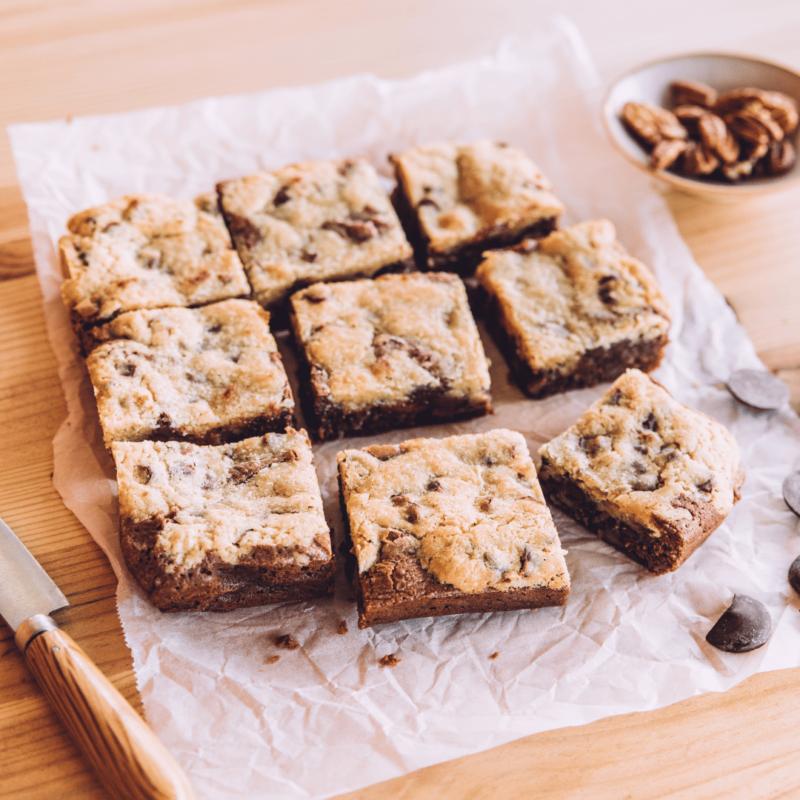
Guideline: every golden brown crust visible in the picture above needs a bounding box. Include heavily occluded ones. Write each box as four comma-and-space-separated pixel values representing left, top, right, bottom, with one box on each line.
476, 220, 671, 386
338, 429, 569, 595
538, 369, 745, 573
60, 192, 250, 332
86, 300, 293, 448
391, 140, 564, 258
217, 158, 413, 309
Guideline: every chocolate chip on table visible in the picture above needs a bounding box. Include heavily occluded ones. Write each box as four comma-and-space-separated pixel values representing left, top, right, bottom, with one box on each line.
783, 470, 800, 517
705, 594, 772, 653
788, 556, 800, 594
727, 369, 790, 412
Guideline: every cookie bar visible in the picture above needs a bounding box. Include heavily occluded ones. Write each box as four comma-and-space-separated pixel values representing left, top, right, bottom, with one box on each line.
217, 157, 415, 313
86, 299, 293, 448
60, 192, 250, 338
337, 429, 570, 629
289, 272, 492, 441
390, 140, 564, 274
538, 369, 745, 574
113, 429, 334, 611
475, 220, 671, 399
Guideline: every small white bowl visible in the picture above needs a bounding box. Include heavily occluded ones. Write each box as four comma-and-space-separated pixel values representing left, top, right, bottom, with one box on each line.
602, 53, 800, 201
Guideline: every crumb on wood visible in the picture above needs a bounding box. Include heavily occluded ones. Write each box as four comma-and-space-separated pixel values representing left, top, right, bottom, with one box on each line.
265, 655, 281, 665
275, 634, 300, 650
337, 621, 349, 635
379, 653, 401, 668
489, 651, 499, 660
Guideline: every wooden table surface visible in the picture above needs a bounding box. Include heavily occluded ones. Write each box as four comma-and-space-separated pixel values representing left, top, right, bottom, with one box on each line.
1, 2, 799, 798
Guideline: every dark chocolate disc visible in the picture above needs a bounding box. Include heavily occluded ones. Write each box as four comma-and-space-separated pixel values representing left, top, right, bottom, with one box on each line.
789, 556, 800, 595
705, 594, 771, 653
783, 471, 800, 518
727, 369, 790, 412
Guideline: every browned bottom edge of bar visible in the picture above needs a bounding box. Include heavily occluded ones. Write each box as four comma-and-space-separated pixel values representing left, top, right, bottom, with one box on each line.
483, 293, 669, 399
354, 555, 568, 629
121, 518, 335, 612
311, 388, 492, 442
537, 466, 723, 575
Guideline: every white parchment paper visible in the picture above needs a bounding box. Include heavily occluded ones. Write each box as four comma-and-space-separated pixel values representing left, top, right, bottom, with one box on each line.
9, 18, 800, 800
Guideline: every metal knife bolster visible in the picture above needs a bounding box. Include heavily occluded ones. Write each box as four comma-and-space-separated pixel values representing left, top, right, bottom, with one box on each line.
14, 613, 60, 652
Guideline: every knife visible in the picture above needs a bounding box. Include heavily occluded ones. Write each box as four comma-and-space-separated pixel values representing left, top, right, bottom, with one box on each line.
0, 516, 194, 800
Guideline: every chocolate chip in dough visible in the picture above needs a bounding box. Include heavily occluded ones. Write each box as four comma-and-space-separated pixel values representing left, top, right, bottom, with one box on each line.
726, 369, 790, 412
788, 556, 800, 595
705, 594, 772, 653
783, 471, 800, 518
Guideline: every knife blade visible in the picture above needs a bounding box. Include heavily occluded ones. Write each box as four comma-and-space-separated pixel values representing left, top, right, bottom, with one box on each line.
0, 516, 68, 632
0, 516, 194, 800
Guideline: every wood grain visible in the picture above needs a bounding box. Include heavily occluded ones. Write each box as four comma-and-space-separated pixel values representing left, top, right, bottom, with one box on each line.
24, 627, 194, 800
1, 1, 799, 799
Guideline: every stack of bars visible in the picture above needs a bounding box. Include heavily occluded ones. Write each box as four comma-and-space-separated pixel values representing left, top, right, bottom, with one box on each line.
58, 139, 743, 626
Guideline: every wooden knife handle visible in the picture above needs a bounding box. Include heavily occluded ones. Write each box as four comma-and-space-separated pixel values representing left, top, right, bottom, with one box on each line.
24, 626, 194, 800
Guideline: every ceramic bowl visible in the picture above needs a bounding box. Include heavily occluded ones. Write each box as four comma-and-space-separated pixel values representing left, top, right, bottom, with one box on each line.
602, 53, 800, 201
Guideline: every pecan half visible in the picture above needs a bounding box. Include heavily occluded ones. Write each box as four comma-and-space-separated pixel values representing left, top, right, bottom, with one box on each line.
767, 140, 797, 175
650, 138, 687, 170
670, 79, 717, 108
621, 102, 687, 147
673, 104, 707, 136
698, 113, 739, 163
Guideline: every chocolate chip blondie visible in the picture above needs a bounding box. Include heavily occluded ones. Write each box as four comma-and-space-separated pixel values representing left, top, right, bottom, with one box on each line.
217, 157, 415, 313
60, 192, 250, 340
113, 429, 334, 611
337, 429, 570, 629
86, 299, 294, 448
538, 369, 745, 574
289, 272, 492, 441
476, 220, 671, 398
390, 140, 564, 274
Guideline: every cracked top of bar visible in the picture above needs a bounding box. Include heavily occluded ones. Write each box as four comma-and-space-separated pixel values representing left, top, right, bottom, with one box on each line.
476, 220, 671, 376
59, 192, 250, 332
86, 299, 293, 447
391, 140, 564, 254
538, 369, 744, 533
217, 157, 413, 309
113, 429, 330, 570
290, 272, 491, 411
337, 429, 568, 594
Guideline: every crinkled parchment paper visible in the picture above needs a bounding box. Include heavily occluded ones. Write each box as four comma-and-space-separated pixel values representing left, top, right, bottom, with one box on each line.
9, 17, 800, 800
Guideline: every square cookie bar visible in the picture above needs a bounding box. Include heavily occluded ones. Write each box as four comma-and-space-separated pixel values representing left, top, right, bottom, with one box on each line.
390, 140, 564, 274
60, 192, 250, 338
338, 429, 570, 629
217, 157, 415, 312
476, 220, 671, 399
113, 429, 334, 611
538, 369, 745, 575
86, 299, 294, 448
290, 272, 492, 441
